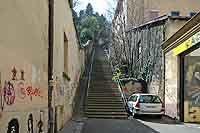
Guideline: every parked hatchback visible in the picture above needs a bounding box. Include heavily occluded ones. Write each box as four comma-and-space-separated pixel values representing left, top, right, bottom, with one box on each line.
127, 93, 164, 118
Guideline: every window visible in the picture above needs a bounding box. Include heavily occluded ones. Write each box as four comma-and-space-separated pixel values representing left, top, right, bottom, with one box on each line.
139, 95, 161, 103
129, 95, 138, 102
64, 33, 68, 73
170, 11, 180, 16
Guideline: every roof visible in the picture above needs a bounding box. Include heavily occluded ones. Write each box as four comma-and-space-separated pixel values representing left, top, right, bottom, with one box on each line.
162, 12, 200, 52
126, 15, 191, 32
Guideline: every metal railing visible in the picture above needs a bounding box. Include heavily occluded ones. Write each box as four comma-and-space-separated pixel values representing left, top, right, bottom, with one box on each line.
84, 47, 95, 112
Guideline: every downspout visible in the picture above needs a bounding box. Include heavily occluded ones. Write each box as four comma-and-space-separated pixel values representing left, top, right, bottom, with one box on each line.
48, 0, 54, 132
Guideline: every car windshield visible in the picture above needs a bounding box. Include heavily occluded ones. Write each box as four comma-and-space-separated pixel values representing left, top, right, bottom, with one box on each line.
139, 95, 161, 103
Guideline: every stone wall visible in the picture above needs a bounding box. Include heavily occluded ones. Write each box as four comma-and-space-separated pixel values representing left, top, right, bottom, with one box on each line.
164, 50, 179, 119
127, 24, 165, 98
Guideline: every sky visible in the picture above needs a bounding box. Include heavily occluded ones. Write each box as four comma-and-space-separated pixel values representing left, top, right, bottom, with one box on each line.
75, 0, 116, 17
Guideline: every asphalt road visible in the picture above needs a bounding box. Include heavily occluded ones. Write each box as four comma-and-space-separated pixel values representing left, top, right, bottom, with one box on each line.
81, 119, 158, 133
59, 116, 200, 133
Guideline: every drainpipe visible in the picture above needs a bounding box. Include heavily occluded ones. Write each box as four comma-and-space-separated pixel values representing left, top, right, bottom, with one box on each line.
48, 0, 54, 133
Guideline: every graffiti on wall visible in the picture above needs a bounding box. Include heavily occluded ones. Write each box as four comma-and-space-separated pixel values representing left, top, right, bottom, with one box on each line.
37, 110, 44, 133
185, 57, 200, 106
3, 81, 15, 105
27, 111, 45, 133
184, 56, 200, 122
28, 113, 34, 133
0, 67, 43, 111
7, 119, 19, 133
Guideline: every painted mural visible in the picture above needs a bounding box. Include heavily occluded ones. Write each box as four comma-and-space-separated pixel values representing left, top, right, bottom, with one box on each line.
184, 56, 200, 122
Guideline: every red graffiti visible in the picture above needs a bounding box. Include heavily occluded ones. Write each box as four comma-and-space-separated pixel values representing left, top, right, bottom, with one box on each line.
17, 82, 42, 100
17, 82, 26, 99
3, 81, 15, 105
26, 86, 41, 97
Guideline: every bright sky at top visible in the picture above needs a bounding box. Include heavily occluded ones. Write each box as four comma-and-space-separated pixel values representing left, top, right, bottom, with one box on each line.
75, 0, 116, 16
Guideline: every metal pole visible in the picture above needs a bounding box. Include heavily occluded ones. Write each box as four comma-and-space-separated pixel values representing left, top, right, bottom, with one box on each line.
48, 0, 54, 132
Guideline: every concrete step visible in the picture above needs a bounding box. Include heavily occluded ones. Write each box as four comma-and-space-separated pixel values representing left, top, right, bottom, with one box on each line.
87, 97, 121, 102
87, 101, 123, 104
87, 94, 121, 97
87, 103, 124, 106
86, 106, 125, 109
88, 91, 120, 93
86, 111, 127, 115
87, 96, 122, 99
87, 92, 120, 95
86, 114, 127, 119
87, 98, 122, 101
86, 108, 125, 112
88, 88, 119, 91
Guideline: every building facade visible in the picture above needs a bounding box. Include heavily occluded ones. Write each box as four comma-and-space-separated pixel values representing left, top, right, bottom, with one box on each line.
126, 0, 200, 28
163, 12, 200, 122
124, 16, 190, 100
0, 0, 83, 132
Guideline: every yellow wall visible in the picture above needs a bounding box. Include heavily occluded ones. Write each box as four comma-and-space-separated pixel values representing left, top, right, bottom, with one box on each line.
0, 0, 48, 132
0, 0, 82, 132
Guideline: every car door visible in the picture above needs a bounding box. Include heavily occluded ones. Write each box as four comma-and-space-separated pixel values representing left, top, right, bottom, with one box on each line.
128, 95, 138, 111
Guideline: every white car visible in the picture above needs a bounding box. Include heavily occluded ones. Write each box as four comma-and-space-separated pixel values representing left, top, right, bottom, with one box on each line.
127, 93, 164, 118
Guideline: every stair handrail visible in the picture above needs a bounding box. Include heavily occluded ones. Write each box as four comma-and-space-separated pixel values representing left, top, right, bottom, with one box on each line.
117, 79, 129, 112
86, 48, 95, 97
84, 47, 95, 112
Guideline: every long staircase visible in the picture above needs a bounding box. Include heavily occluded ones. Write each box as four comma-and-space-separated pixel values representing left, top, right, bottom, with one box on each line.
85, 47, 127, 119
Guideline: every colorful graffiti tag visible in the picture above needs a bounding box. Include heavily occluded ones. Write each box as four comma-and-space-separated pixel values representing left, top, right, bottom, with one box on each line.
0, 67, 43, 111
3, 81, 15, 105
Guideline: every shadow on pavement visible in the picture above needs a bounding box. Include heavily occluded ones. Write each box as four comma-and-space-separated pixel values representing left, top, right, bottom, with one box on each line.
136, 115, 182, 125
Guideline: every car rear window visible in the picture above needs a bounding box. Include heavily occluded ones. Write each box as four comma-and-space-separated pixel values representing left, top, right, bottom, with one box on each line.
139, 95, 161, 103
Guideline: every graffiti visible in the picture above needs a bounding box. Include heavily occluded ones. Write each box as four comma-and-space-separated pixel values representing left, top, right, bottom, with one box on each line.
26, 86, 41, 97
0, 112, 2, 119
20, 70, 25, 80
7, 119, 19, 133
0, 87, 4, 111
37, 111, 44, 133
17, 82, 26, 99
11, 67, 18, 81
3, 81, 15, 105
16, 82, 42, 100
28, 114, 34, 133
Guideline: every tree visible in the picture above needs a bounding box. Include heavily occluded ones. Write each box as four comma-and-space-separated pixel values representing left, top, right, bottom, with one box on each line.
80, 16, 98, 44
85, 3, 93, 16
72, 3, 112, 46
